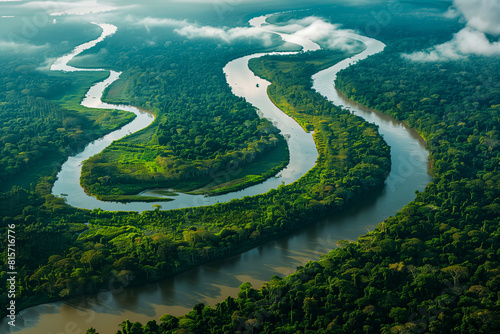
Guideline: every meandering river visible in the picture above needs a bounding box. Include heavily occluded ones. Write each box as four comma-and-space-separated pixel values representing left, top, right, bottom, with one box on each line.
51, 17, 319, 212
3, 15, 431, 334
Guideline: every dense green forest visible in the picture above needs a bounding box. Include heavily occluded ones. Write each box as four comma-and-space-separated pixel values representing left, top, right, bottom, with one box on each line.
79, 34, 292, 199
88, 13, 500, 334
0, 55, 134, 192
1, 2, 498, 333
0, 33, 390, 319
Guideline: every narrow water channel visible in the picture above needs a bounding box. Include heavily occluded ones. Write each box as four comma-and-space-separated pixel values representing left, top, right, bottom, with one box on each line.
3, 15, 431, 334
51, 17, 319, 212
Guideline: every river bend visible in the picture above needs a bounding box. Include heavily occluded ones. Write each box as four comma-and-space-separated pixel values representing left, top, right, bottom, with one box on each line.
51, 17, 319, 212
4, 15, 431, 334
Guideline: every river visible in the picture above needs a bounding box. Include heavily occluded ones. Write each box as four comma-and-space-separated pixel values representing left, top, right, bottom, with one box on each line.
51, 17, 319, 212
3, 15, 431, 334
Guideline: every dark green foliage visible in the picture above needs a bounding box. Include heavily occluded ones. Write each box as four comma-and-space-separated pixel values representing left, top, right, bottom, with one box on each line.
100, 61, 500, 333
0, 45, 390, 318
80, 37, 290, 197
0, 58, 86, 186
2, 3, 498, 333
97, 14, 499, 334
0, 55, 134, 192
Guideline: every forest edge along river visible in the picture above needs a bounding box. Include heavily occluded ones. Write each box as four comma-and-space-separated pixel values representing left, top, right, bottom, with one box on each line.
5, 14, 431, 334
51, 17, 320, 212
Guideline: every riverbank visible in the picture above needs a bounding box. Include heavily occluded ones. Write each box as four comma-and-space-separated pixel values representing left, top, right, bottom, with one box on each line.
2, 32, 397, 334
1, 14, 433, 334
50, 21, 317, 210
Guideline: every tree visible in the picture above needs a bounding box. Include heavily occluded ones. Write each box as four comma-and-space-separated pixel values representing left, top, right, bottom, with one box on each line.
159, 314, 179, 331
442, 265, 468, 288
389, 307, 409, 324
302, 297, 318, 321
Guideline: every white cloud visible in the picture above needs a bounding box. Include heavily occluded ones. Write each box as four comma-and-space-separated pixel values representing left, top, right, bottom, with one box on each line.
259, 16, 361, 52
453, 0, 500, 35
131, 15, 272, 45
403, 0, 500, 61
175, 25, 272, 45
289, 19, 360, 52
453, 26, 500, 55
129, 16, 189, 33
128, 14, 362, 52
135, 17, 189, 28
0, 41, 49, 53
18, 0, 133, 16
266, 16, 322, 34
